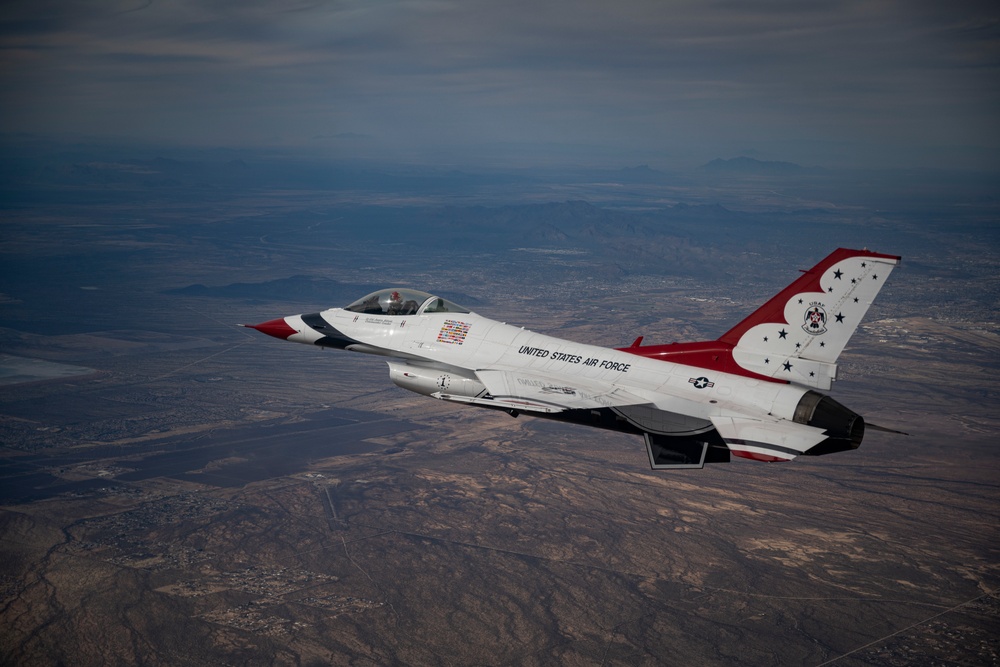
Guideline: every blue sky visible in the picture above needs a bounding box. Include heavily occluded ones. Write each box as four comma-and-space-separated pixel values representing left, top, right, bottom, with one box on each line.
2, 0, 997, 169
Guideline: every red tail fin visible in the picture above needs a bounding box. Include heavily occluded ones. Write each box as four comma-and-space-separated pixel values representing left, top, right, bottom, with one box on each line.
720, 248, 900, 389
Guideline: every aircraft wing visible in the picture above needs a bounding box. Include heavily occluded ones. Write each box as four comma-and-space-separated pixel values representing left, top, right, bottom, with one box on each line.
434, 368, 649, 414
439, 370, 830, 463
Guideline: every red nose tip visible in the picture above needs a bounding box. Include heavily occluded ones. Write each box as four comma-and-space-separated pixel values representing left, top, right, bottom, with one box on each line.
245, 318, 298, 340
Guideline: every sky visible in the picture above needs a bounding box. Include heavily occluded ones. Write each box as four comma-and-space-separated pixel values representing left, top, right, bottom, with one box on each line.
1, 0, 998, 170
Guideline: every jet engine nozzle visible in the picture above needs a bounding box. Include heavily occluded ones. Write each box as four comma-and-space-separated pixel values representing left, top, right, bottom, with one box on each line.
794, 390, 865, 456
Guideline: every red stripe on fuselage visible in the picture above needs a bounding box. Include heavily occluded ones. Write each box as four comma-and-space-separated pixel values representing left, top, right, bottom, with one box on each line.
617, 340, 786, 383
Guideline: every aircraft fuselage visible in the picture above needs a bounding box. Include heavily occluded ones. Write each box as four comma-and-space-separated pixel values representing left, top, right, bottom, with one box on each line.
247, 249, 899, 469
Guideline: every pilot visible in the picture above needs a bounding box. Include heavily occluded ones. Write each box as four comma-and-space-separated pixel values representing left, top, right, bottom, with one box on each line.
387, 291, 403, 314
387, 291, 419, 315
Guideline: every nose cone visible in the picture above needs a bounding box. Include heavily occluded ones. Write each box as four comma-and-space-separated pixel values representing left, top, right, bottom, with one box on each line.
245, 317, 298, 340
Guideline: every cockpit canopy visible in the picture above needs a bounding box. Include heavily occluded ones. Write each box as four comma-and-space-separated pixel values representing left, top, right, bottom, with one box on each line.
344, 289, 471, 316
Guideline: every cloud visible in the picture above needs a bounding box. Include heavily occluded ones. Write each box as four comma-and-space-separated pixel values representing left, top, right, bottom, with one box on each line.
1, 0, 997, 168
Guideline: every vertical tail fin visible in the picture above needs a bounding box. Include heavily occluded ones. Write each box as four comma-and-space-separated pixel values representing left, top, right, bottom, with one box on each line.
719, 248, 900, 389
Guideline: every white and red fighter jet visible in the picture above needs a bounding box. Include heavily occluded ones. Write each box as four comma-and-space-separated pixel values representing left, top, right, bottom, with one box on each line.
245, 248, 901, 469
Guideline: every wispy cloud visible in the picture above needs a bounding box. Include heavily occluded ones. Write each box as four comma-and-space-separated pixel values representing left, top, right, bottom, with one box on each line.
1, 0, 997, 168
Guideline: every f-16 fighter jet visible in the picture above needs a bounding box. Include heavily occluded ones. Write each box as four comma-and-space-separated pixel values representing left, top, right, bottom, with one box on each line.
245, 248, 901, 469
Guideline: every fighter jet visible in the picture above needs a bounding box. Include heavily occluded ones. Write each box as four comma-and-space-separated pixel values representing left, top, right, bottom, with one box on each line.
245, 248, 901, 469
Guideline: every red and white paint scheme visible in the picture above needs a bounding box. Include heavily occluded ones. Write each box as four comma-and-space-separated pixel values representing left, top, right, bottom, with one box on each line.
245, 248, 901, 469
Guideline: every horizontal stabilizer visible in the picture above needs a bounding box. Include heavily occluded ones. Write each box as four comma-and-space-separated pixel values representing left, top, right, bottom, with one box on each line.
710, 414, 829, 462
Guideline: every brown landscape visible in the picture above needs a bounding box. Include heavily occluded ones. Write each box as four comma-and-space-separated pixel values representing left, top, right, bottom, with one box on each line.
1, 159, 998, 665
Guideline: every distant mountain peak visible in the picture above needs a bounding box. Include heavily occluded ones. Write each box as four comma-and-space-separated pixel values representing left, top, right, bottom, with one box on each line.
702, 156, 817, 174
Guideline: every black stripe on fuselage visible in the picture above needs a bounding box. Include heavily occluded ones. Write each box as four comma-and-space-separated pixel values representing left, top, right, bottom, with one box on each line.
300, 312, 359, 349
